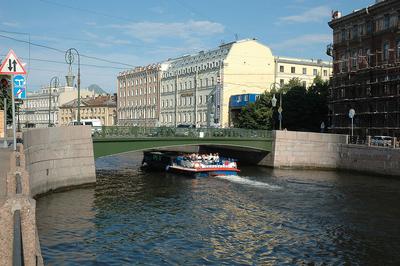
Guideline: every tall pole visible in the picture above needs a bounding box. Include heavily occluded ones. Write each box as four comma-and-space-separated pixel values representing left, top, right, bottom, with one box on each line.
11, 75, 16, 151
49, 82, 51, 127
3, 92, 7, 148
279, 92, 282, 130
49, 77, 59, 127
65, 48, 80, 124
194, 71, 198, 127
351, 117, 354, 137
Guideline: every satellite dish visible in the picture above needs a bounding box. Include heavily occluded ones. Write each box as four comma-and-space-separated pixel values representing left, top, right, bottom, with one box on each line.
349, 109, 355, 119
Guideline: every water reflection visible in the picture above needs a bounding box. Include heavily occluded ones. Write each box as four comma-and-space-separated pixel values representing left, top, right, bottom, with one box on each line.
36, 159, 400, 265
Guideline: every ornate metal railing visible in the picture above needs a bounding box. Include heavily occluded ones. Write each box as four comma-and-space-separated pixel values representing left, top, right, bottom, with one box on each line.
92, 126, 272, 140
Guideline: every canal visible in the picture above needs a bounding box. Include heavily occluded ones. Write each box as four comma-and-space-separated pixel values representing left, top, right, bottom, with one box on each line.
36, 154, 400, 265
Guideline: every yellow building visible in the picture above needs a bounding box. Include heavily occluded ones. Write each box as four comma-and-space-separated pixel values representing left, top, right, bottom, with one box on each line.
274, 57, 332, 88
59, 95, 117, 126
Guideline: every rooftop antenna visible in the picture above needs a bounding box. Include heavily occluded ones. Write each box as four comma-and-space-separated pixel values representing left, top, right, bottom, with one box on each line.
235, 34, 239, 41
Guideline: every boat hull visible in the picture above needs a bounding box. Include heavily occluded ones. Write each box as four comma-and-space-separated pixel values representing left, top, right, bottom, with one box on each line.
167, 165, 239, 178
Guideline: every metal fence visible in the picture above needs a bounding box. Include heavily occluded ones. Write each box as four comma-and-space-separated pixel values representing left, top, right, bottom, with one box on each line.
92, 126, 272, 140
348, 135, 399, 149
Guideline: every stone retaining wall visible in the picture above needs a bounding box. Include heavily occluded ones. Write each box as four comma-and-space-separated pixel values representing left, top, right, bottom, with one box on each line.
268, 130, 348, 169
339, 144, 400, 177
267, 130, 400, 177
23, 126, 96, 196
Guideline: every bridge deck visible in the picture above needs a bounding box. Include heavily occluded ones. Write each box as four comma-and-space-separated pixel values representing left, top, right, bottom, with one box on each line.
93, 137, 272, 159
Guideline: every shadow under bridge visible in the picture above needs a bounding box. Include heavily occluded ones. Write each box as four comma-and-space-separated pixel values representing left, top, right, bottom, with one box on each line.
92, 127, 273, 159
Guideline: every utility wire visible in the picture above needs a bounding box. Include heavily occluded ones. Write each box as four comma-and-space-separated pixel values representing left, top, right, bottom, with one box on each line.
0, 54, 130, 70
37, 0, 135, 23
0, 33, 137, 67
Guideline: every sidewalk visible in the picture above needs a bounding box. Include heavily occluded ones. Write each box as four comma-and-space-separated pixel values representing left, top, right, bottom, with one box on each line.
0, 147, 11, 204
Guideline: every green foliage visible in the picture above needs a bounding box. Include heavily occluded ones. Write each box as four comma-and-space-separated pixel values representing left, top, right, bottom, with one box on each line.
0, 88, 12, 125
234, 76, 330, 132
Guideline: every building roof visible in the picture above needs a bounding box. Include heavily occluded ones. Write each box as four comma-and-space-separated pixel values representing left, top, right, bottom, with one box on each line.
275, 56, 332, 67
328, 0, 396, 28
61, 95, 116, 108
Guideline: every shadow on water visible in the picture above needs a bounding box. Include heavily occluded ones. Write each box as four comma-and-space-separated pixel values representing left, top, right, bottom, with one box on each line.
36, 152, 400, 265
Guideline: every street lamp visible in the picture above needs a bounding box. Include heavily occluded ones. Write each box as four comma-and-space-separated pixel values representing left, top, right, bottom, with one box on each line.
270, 82, 282, 130
271, 94, 277, 130
65, 48, 81, 124
49, 76, 59, 127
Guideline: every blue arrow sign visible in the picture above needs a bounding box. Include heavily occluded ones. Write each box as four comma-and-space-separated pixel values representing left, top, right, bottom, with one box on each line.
14, 87, 26, 99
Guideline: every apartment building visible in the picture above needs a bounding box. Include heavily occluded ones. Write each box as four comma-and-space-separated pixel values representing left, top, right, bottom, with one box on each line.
117, 64, 161, 127
275, 57, 332, 88
19, 84, 95, 128
59, 95, 117, 126
328, 0, 400, 137
160, 39, 276, 128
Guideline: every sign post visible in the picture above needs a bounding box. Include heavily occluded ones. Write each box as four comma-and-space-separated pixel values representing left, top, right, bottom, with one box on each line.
0, 49, 27, 151
349, 108, 355, 137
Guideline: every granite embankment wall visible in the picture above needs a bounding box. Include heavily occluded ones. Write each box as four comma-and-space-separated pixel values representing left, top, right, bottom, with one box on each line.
264, 130, 400, 177
339, 144, 400, 177
24, 126, 96, 196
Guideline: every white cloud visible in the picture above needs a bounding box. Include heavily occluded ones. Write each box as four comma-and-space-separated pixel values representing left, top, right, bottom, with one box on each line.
270, 34, 332, 50
278, 6, 331, 24
2, 21, 20, 28
111, 20, 225, 42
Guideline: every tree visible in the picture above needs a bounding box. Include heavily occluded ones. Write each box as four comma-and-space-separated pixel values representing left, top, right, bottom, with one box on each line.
0, 76, 12, 125
234, 92, 274, 130
234, 76, 330, 132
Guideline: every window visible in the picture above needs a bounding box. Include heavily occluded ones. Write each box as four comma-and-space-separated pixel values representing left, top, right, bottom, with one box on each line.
384, 14, 390, 30
313, 69, 318, 76
302, 81, 306, 88
291, 67, 295, 74
244, 95, 248, 101
352, 25, 358, 39
351, 51, 358, 70
302, 68, 307, 75
341, 29, 346, 42
383, 41, 390, 61
323, 70, 328, 76
279, 79, 284, 87
397, 40, 400, 60
211, 77, 214, 86
280, 66, 284, 72
366, 21, 373, 34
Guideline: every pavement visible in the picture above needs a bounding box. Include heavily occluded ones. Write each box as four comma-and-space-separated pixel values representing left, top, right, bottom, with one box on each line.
0, 147, 12, 204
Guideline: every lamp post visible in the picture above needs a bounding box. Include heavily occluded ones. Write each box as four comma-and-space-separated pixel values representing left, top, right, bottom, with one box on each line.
65, 48, 81, 124
270, 82, 281, 130
271, 94, 277, 130
49, 76, 59, 127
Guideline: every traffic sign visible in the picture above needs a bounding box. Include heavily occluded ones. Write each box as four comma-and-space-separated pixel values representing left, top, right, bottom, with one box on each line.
0, 49, 27, 75
349, 109, 355, 119
14, 87, 26, 99
13, 75, 25, 87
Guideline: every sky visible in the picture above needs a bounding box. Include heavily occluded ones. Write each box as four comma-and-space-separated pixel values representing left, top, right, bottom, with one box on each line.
0, 0, 373, 93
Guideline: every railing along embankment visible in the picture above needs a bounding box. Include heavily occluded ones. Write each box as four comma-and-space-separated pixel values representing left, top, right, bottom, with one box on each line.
0, 142, 44, 266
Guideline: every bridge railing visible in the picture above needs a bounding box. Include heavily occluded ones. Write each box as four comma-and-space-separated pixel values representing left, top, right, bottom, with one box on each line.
92, 126, 272, 140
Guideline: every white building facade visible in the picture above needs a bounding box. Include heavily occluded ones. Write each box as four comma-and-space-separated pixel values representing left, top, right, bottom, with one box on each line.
20, 85, 95, 128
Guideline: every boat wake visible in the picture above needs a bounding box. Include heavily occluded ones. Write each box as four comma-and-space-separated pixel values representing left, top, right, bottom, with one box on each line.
215, 175, 281, 190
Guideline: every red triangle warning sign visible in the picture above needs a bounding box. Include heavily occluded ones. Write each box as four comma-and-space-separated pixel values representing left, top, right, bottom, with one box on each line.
0, 49, 27, 75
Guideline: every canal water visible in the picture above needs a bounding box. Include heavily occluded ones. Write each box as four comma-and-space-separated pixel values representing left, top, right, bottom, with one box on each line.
36, 154, 400, 265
